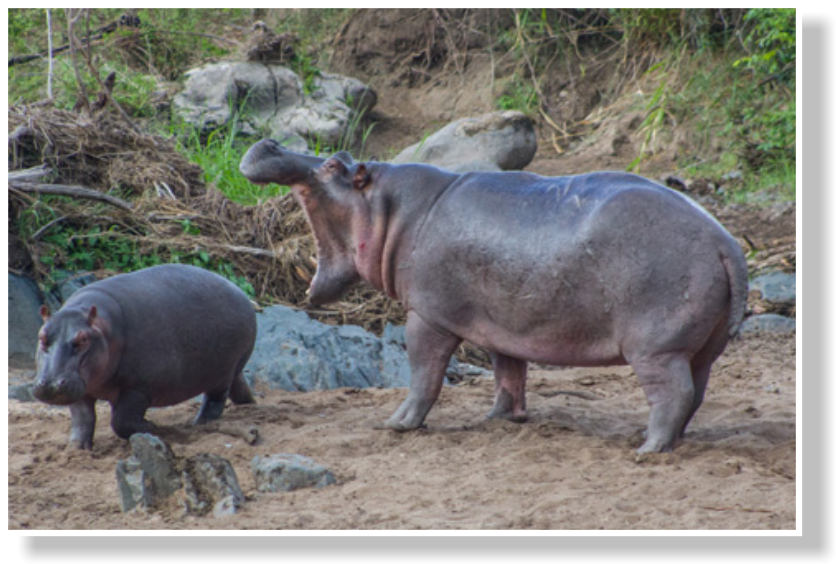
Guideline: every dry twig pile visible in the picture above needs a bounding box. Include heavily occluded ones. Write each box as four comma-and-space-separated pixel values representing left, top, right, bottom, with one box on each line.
7, 103, 409, 336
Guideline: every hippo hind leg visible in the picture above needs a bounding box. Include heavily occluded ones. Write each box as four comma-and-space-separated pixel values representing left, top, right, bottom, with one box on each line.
194, 387, 229, 424
228, 368, 256, 405
629, 352, 695, 453
680, 320, 730, 438
486, 354, 528, 423
194, 360, 256, 425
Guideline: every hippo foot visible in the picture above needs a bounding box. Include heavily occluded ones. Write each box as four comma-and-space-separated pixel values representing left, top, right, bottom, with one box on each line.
380, 396, 435, 432
68, 437, 93, 451
112, 419, 157, 441
635, 435, 678, 454
485, 408, 529, 424
635, 443, 674, 455
380, 420, 428, 433
486, 387, 528, 423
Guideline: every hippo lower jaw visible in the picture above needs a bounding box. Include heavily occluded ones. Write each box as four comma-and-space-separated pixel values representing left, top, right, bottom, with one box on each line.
307, 262, 360, 306
33, 374, 86, 406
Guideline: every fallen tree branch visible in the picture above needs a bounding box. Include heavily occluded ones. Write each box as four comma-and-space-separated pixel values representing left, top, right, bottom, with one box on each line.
9, 180, 133, 210
8, 165, 53, 182
220, 244, 277, 258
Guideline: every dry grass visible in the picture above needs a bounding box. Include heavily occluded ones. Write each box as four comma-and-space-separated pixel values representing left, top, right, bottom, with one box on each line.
8, 103, 415, 339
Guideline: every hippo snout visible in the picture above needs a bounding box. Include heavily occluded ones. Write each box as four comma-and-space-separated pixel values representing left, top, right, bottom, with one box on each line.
239, 139, 285, 184
33, 372, 85, 405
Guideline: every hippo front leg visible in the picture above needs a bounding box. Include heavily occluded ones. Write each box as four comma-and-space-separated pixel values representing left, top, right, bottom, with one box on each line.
487, 354, 528, 423
110, 389, 155, 440
384, 312, 461, 431
68, 396, 97, 450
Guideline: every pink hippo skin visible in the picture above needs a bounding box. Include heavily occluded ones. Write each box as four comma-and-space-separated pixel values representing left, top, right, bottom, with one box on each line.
240, 140, 747, 453
33, 264, 256, 450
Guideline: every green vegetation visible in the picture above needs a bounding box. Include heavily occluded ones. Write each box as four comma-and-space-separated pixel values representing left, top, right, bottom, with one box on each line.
497, 8, 795, 198
8, 8, 796, 296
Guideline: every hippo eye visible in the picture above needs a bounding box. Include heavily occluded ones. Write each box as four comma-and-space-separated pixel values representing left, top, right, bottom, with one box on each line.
72, 331, 90, 351
38, 330, 50, 352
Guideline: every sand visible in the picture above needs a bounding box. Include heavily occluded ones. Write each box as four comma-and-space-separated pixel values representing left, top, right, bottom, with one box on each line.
7, 331, 795, 531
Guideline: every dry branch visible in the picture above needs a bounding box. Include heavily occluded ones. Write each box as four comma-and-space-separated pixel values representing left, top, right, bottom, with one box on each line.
9, 180, 133, 210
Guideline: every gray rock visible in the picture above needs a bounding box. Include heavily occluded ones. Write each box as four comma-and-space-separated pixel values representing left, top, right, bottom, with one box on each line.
173, 62, 376, 146
8, 274, 44, 366
116, 434, 181, 513
392, 111, 537, 173
251, 454, 336, 492
740, 314, 796, 335
56, 272, 98, 303
243, 305, 412, 392
115, 434, 244, 517
183, 454, 245, 517
750, 271, 796, 305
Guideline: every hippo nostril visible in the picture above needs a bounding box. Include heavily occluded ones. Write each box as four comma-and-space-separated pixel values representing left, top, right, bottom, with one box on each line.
266, 139, 283, 154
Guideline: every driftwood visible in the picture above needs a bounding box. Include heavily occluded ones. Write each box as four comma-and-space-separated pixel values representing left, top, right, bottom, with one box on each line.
9, 180, 133, 211
8, 12, 140, 68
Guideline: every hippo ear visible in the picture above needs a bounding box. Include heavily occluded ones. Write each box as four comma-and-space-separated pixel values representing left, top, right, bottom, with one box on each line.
321, 157, 348, 176
330, 150, 355, 166
87, 305, 98, 325
353, 164, 370, 190
39, 304, 50, 322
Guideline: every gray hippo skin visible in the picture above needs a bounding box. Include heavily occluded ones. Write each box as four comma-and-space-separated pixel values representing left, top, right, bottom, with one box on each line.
240, 140, 748, 453
33, 264, 257, 450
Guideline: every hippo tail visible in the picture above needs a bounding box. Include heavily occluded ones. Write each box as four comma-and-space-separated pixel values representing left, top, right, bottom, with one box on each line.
721, 245, 749, 337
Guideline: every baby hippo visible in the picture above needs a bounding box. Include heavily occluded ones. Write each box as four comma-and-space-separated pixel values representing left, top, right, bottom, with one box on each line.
33, 264, 257, 450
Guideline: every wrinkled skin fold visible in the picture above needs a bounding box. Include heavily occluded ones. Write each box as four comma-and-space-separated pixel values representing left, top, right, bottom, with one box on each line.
240, 140, 748, 453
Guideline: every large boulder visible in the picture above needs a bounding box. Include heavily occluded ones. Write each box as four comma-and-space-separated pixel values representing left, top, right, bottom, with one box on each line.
243, 305, 487, 393
173, 62, 376, 147
8, 274, 43, 367
391, 110, 537, 173
243, 305, 412, 392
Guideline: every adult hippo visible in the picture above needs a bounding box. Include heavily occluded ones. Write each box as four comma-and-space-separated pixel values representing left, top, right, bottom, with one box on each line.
240, 140, 747, 453
33, 264, 257, 450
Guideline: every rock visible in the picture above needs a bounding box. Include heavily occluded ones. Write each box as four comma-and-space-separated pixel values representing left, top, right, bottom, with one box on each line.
251, 454, 336, 492
115, 434, 243, 517
740, 314, 796, 335
748, 271, 796, 317
244, 305, 412, 392
244, 306, 485, 392
750, 271, 796, 305
115, 434, 181, 513
41, 271, 99, 315
182, 454, 245, 517
56, 271, 98, 303
173, 62, 376, 146
391, 111, 537, 173
8, 274, 44, 367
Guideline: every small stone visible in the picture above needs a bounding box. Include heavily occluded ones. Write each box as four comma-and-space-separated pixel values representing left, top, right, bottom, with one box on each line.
183, 453, 244, 517
251, 454, 336, 492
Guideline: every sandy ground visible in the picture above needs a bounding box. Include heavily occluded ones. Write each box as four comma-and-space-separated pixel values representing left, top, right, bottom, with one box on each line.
7, 331, 795, 531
